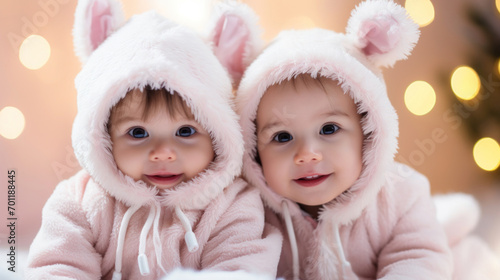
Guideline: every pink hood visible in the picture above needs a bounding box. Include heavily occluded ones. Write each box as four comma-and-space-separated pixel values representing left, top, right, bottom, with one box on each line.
72, 0, 261, 210
237, 1, 421, 278
69, 0, 265, 277
236, 0, 419, 225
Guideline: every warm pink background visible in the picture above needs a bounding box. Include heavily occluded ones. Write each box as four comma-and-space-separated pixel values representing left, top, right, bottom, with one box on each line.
1, 0, 499, 275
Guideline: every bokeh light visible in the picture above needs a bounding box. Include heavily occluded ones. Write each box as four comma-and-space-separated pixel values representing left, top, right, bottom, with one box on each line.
404, 81, 436, 116
451, 66, 481, 101
19, 35, 51, 70
0, 107, 26, 140
405, 0, 435, 27
154, 0, 210, 32
473, 137, 500, 171
497, 0, 500, 14
496, 58, 500, 76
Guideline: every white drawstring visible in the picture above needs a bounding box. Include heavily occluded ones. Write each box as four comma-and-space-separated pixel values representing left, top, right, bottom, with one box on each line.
333, 223, 357, 280
175, 206, 199, 252
113, 205, 141, 280
137, 204, 156, 276
113, 203, 199, 279
282, 201, 299, 280
153, 201, 167, 274
137, 201, 167, 276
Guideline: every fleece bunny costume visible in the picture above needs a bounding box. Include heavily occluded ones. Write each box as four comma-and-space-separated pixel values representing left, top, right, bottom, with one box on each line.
26, 0, 281, 279
236, 1, 453, 279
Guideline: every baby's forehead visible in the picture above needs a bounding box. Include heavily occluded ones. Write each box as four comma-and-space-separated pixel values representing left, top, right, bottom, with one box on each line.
264, 76, 349, 101
270, 75, 346, 95
109, 89, 195, 122
110, 91, 143, 114
256, 75, 359, 123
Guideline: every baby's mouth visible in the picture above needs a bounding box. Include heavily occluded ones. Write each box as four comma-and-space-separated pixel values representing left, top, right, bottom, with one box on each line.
145, 173, 182, 185
294, 174, 330, 187
300, 175, 321, 180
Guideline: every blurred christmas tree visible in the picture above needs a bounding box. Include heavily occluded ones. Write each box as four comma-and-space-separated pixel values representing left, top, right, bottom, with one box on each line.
444, 1, 500, 176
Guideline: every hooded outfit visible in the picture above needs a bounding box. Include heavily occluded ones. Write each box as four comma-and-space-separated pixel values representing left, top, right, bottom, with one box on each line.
26, 0, 281, 279
236, 1, 454, 279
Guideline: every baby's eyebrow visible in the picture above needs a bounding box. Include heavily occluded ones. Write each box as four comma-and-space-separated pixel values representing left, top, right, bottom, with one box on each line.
258, 109, 350, 134
111, 116, 142, 128
321, 109, 349, 118
258, 121, 284, 135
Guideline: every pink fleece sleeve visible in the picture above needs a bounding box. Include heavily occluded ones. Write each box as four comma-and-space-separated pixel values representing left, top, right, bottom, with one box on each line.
375, 171, 453, 279
200, 182, 282, 276
25, 173, 102, 279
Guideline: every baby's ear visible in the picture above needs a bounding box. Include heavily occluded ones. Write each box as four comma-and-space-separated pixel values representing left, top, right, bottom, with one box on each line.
346, 0, 420, 68
73, 0, 125, 64
208, 1, 263, 87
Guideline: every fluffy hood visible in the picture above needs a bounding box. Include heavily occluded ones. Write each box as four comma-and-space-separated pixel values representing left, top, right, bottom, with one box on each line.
71, 0, 262, 210
236, 0, 420, 225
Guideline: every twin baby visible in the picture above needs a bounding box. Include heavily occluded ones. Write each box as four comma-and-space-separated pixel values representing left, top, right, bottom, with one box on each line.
26, 0, 499, 279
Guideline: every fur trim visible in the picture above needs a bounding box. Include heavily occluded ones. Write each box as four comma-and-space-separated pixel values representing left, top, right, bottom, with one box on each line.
346, 0, 420, 68
206, 0, 264, 86
237, 28, 398, 225
72, 10, 243, 209
73, 0, 125, 64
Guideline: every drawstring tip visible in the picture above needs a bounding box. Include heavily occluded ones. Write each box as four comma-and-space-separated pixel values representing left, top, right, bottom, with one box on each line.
112, 271, 122, 280
185, 231, 199, 252
138, 253, 151, 276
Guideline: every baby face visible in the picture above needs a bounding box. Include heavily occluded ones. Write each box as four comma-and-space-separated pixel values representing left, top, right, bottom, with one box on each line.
256, 76, 364, 206
109, 91, 214, 189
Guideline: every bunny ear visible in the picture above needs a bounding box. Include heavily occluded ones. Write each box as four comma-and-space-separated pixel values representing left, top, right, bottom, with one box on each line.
346, 0, 420, 68
73, 0, 125, 64
208, 1, 263, 87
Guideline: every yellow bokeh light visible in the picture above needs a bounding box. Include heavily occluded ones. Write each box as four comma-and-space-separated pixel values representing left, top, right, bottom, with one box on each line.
473, 137, 500, 171
496, 58, 500, 76
0, 107, 26, 140
19, 35, 51, 70
497, 0, 500, 13
451, 66, 480, 100
405, 0, 435, 27
404, 81, 436, 116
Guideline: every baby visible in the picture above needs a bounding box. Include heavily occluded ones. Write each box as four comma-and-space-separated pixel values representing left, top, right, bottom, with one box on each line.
237, 1, 453, 279
26, 0, 281, 279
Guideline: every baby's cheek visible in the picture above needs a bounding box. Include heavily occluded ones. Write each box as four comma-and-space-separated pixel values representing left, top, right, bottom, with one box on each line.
262, 158, 286, 186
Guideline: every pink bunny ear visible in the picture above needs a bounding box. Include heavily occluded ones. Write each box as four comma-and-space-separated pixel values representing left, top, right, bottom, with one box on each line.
346, 0, 420, 68
73, 0, 125, 64
208, 1, 263, 87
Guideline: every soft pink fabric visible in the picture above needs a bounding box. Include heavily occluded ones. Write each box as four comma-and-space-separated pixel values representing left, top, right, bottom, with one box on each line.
359, 16, 400, 56
451, 236, 500, 280
345, 0, 420, 68
434, 193, 500, 280
27, 3, 283, 279
213, 14, 250, 84
265, 163, 453, 280
235, 2, 453, 279
90, 0, 113, 51
207, 1, 264, 87
26, 171, 282, 279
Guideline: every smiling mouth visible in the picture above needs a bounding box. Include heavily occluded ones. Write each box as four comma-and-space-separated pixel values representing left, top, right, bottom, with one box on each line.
145, 174, 182, 186
294, 174, 330, 187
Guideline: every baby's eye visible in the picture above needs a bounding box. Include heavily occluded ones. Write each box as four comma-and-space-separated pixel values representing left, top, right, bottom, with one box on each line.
128, 127, 149, 138
273, 132, 293, 143
320, 124, 339, 135
176, 126, 196, 137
